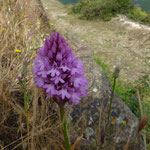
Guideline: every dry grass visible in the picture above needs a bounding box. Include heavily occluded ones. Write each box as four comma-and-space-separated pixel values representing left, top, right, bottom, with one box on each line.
0, 0, 64, 149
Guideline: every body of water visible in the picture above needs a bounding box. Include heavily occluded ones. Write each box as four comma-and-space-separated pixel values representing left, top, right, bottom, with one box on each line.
132, 0, 150, 13
59, 0, 150, 13
59, 0, 78, 4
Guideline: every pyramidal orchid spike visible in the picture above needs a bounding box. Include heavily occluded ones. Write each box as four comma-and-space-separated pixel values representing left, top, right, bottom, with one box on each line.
33, 32, 88, 105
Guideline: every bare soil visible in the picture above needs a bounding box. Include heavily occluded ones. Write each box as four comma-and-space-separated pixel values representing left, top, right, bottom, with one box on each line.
41, 0, 150, 83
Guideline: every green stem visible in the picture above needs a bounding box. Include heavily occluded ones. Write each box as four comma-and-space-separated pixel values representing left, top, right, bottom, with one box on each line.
59, 105, 71, 150
107, 77, 117, 123
24, 92, 27, 112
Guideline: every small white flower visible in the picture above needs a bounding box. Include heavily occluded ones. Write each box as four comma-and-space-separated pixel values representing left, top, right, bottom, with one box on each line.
21, 123, 25, 128
23, 143, 27, 149
116, 117, 123, 124
93, 88, 98, 92
88, 117, 93, 125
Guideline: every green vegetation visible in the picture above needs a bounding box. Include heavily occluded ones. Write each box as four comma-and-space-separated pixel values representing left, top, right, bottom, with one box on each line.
127, 7, 150, 24
94, 57, 150, 117
94, 56, 150, 147
72, 0, 150, 24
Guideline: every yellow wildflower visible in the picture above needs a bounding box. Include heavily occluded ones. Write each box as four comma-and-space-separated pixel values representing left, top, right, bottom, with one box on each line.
21, 14, 25, 18
122, 120, 126, 125
37, 22, 41, 25
111, 117, 117, 124
2, 28, 7, 31
14, 49, 22, 53
50, 23, 54, 26
28, 21, 32, 25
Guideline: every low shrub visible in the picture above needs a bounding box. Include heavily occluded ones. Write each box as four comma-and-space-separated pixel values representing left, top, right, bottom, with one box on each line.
127, 7, 149, 22
141, 15, 150, 24
72, 0, 90, 14
81, 0, 103, 20
72, 0, 150, 24
72, 0, 134, 20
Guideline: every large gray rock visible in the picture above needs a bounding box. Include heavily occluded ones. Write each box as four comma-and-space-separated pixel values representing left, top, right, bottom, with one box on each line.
65, 33, 144, 150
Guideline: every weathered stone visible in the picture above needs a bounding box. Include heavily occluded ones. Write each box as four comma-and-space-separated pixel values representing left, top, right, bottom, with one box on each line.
66, 35, 144, 150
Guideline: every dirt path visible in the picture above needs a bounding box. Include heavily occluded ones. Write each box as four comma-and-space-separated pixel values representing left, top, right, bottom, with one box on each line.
41, 0, 150, 83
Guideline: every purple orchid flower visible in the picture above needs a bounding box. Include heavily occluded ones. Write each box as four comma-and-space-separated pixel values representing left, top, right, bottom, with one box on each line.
33, 32, 88, 105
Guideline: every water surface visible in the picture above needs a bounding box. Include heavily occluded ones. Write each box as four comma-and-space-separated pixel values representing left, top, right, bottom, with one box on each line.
132, 0, 150, 13
59, 0, 78, 4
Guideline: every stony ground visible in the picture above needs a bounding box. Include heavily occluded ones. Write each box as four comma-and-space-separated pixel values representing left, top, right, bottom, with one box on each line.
41, 0, 150, 83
